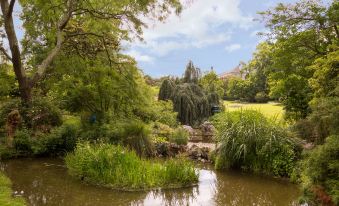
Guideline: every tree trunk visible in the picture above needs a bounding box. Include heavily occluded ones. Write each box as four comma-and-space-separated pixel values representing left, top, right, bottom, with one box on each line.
1, 0, 32, 103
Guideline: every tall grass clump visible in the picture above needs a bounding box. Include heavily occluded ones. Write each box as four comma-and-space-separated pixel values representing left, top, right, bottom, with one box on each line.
211, 110, 298, 177
65, 143, 198, 190
169, 127, 189, 145
0, 171, 26, 206
121, 121, 154, 157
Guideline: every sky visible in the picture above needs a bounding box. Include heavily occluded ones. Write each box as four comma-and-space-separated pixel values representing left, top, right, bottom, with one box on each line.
123, 0, 299, 77
8, 0, 301, 77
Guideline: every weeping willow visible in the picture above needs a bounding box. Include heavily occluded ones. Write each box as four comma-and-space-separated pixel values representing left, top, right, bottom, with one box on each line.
158, 61, 220, 126
158, 78, 176, 101
172, 83, 210, 126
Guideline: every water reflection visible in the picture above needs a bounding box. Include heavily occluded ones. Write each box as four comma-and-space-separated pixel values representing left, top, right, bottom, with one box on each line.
2, 158, 300, 206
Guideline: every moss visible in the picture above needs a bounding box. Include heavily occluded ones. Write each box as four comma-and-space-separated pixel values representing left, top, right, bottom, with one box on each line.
0, 172, 26, 206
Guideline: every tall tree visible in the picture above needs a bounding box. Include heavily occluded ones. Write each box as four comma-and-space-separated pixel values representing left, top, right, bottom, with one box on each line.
183, 60, 201, 83
0, 0, 182, 103
258, 0, 338, 119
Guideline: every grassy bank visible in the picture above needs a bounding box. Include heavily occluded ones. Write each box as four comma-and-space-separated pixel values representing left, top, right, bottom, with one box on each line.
224, 101, 284, 120
65, 143, 198, 191
0, 171, 26, 206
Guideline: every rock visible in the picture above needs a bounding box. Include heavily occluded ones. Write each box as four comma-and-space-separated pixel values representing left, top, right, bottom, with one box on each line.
155, 142, 188, 157
188, 144, 210, 161
200, 121, 215, 142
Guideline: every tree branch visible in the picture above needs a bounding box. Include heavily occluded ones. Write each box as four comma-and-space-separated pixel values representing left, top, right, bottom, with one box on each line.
0, 46, 12, 61
7, 0, 15, 17
31, 0, 77, 85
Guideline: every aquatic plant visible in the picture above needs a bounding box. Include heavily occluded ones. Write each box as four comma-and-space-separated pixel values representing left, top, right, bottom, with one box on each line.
211, 110, 298, 177
65, 143, 198, 190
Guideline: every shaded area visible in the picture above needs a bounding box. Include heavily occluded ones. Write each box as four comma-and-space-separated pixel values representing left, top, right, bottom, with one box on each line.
3, 158, 299, 206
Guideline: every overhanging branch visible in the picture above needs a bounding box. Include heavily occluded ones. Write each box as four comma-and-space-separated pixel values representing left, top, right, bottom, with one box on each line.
31, 0, 77, 85
0, 46, 12, 61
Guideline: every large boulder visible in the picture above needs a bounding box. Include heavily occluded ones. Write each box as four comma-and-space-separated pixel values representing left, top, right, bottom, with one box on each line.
188, 144, 210, 161
200, 121, 215, 142
155, 142, 187, 157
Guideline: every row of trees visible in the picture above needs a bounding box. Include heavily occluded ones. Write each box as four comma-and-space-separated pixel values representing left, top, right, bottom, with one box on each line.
0, 0, 183, 148
253, 1, 338, 204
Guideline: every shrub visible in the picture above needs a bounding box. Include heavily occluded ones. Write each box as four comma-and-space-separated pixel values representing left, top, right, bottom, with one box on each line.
32, 119, 80, 156
255, 92, 269, 103
0, 171, 26, 206
65, 143, 198, 190
292, 119, 317, 143
169, 127, 189, 145
211, 110, 298, 177
11, 118, 80, 157
121, 122, 154, 157
13, 129, 32, 154
0, 98, 62, 131
152, 122, 173, 139
0, 99, 21, 127
299, 135, 339, 205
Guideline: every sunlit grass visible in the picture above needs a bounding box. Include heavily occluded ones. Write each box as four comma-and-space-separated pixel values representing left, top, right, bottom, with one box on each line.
223, 101, 284, 120
0, 172, 26, 206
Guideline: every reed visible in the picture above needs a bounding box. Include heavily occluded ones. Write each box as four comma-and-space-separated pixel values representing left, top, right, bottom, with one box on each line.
65, 142, 198, 190
212, 109, 297, 176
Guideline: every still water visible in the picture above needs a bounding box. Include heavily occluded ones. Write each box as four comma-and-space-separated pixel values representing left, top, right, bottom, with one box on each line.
2, 158, 300, 206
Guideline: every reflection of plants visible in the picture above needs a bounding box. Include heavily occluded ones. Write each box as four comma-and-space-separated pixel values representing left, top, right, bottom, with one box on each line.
212, 110, 298, 177
150, 186, 198, 206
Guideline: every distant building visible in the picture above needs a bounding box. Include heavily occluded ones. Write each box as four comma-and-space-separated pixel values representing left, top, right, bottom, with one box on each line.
219, 64, 244, 80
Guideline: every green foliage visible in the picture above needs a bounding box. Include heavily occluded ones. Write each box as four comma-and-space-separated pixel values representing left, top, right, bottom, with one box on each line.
153, 101, 178, 127
158, 79, 176, 101
136, 100, 178, 128
10, 119, 80, 157
0, 98, 62, 130
32, 119, 80, 156
0, 99, 21, 127
169, 127, 189, 145
157, 61, 221, 126
212, 110, 298, 177
255, 92, 269, 103
257, 0, 338, 120
200, 70, 224, 98
172, 83, 211, 126
121, 122, 154, 157
0, 171, 26, 206
18, 0, 182, 71
52, 57, 149, 124
183, 60, 201, 83
300, 135, 339, 205
292, 48, 339, 143
0, 64, 17, 99
65, 143, 198, 190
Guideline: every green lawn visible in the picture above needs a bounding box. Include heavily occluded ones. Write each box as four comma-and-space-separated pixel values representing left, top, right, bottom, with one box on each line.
0, 171, 26, 206
223, 101, 284, 120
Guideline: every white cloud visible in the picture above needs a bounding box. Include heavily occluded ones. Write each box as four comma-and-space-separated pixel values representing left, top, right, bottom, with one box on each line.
125, 50, 154, 63
128, 0, 253, 56
225, 44, 241, 52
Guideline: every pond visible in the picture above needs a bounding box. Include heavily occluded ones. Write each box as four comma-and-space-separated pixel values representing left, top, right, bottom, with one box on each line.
2, 158, 300, 206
